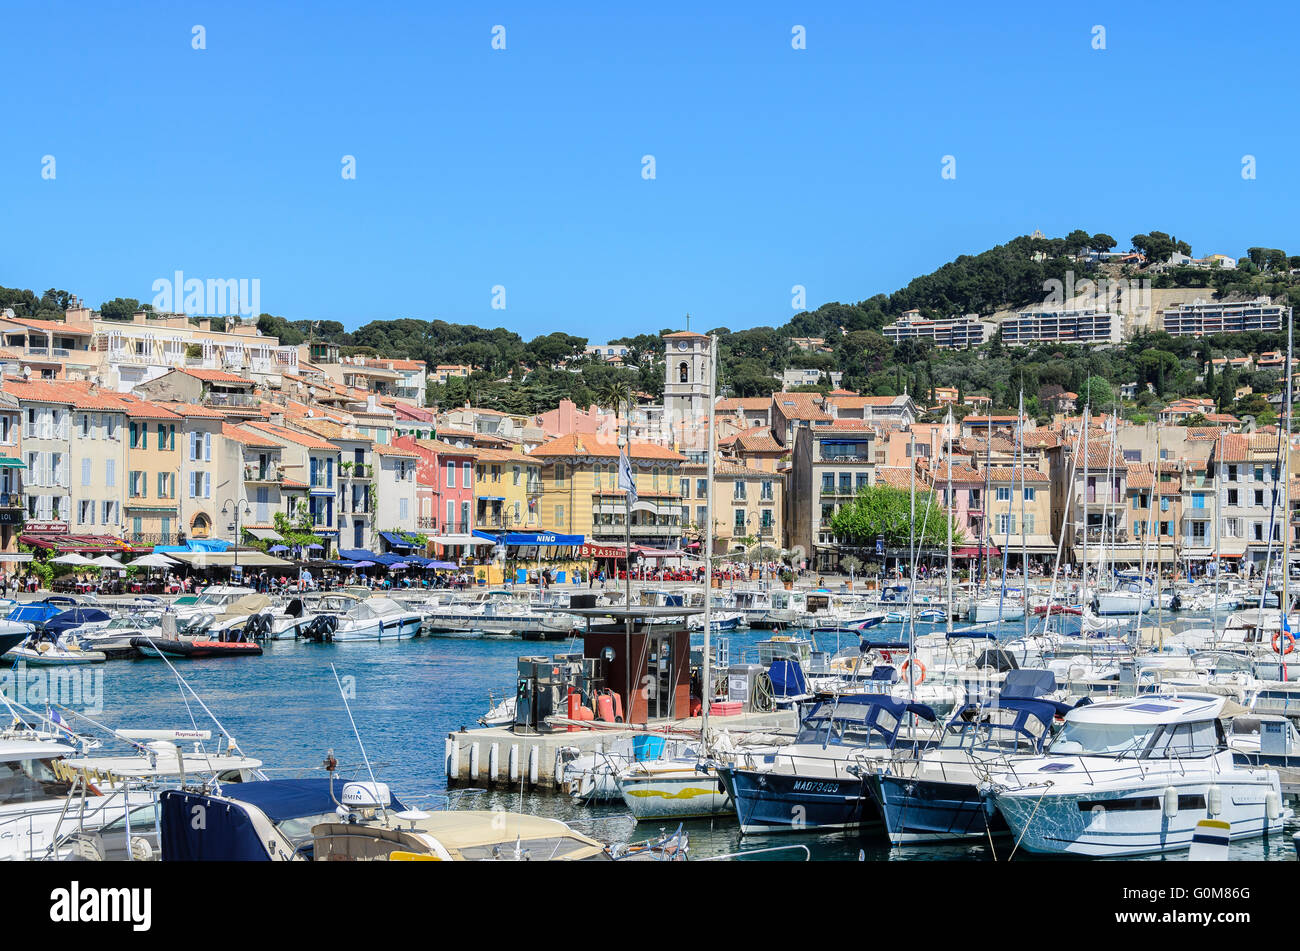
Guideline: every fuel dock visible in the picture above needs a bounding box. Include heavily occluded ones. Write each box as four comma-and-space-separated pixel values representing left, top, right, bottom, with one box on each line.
444, 606, 797, 791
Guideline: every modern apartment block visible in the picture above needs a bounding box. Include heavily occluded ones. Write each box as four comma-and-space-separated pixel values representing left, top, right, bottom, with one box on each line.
1161, 297, 1285, 337
998, 308, 1123, 346
882, 312, 992, 349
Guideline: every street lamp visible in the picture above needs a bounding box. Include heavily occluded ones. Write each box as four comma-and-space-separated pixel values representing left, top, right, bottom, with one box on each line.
221, 498, 252, 583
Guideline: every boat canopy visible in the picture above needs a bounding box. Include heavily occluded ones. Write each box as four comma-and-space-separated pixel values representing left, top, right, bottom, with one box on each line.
804, 693, 937, 732
946, 697, 1060, 747
346, 597, 410, 620
44, 607, 112, 634
160, 779, 408, 861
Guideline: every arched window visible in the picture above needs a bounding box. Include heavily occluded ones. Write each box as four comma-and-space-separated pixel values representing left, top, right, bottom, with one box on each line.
678, 362, 688, 383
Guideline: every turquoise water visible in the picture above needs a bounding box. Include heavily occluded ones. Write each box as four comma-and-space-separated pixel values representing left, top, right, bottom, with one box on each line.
26, 614, 1299, 861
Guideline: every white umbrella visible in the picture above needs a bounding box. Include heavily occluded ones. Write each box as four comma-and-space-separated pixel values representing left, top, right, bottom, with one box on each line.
127, 553, 181, 568
89, 555, 123, 569
51, 553, 94, 565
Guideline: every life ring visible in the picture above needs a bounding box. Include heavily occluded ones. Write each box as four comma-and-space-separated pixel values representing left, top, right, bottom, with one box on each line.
1272, 631, 1295, 655
900, 658, 926, 684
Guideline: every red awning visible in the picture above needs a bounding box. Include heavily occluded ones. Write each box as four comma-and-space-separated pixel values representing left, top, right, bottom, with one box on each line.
580, 543, 628, 560
19, 533, 132, 553
953, 545, 1000, 558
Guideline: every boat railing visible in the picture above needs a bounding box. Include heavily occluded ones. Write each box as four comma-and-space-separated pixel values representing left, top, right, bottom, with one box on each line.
697, 844, 811, 861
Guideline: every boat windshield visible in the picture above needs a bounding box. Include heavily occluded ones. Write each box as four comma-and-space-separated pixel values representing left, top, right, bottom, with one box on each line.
795, 707, 897, 748
940, 709, 1045, 753
0, 757, 73, 805
1048, 720, 1160, 758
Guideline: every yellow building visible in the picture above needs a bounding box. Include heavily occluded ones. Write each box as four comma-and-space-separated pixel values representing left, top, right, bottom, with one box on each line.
121, 396, 182, 545
530, 434, 686, 550
984, 465, 1055, 567
473, 447, 544, 533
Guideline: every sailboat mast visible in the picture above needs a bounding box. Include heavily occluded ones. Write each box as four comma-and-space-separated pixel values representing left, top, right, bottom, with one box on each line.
701, 334, 718, 736
1082, 406, 1090, 610
1020, 390, 1029, 640
1283, 308, 1293, 680
946, 408, 954, 637
1212, 429, 1222, 638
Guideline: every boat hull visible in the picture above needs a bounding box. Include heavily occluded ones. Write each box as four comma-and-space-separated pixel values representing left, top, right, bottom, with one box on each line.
870, 772, 1003, 844
992, 778, 1283, 857
131, 637, 263, 659
619, 766, 731, 820
717, 765, 879, 835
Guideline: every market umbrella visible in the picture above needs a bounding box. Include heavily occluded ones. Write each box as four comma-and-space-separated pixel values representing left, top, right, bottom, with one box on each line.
51, 553, 94, 566
307, 543, 324, 550
269, 545, 290, 553
127, 553, 180, 568
351, 560, 376, 568
89, 555, 123, 569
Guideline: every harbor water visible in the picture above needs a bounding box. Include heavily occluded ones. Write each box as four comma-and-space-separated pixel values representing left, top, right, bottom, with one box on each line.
47, 609, 1298, 861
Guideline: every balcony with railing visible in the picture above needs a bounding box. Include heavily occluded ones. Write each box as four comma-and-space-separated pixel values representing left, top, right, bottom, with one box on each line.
341, 463, 372, 479
417, 516, 437, 531
243, 463, 283, 483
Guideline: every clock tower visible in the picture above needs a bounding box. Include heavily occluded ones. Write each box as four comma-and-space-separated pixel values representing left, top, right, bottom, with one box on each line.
662, 330, 712, 450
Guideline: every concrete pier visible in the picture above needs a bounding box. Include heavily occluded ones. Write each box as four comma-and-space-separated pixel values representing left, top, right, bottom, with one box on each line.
445, 709, 798, 792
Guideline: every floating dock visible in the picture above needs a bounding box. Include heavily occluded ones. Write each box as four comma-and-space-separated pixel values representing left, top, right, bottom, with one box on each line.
445, 709, 798, 792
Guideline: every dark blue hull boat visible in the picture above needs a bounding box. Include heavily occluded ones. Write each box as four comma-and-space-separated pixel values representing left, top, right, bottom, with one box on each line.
868, 772, 1004, 844
717, 764, 881, 835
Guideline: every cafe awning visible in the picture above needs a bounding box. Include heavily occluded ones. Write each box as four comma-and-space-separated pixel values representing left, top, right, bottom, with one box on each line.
431, 533, 491, 546
379, 532, 419, 550
167, 551, 293, 568
472, 530, 584, 546
0, 457, 25, 468
245, 527, 281, 541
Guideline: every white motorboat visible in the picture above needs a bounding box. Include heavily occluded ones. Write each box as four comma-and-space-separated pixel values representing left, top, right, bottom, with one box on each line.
328, 597, 424, 642
989, 694, 1287, 857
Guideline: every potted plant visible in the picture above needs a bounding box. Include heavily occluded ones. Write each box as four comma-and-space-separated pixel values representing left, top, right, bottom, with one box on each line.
780, 569, 795, 589
841, 555, 862, 590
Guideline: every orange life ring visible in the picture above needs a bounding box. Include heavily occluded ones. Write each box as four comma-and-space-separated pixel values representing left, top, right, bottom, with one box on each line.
1272, 631, 1295, 655
900, 658, 926, 684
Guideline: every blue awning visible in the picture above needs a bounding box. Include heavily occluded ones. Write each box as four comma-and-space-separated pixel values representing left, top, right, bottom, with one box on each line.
478, 496, 505, 501
338, 548, 377, 562
379, 532, 419, 549
471, 529, 585, 546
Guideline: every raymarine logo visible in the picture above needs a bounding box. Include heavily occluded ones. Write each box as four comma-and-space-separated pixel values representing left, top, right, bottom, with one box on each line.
49, 882, 151, 932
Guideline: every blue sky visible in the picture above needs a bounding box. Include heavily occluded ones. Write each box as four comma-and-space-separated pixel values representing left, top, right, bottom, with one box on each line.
2, 1, 1296, 340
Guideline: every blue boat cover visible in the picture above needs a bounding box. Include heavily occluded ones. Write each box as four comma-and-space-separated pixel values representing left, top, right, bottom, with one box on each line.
808, 692, 937, 723
768, 660, 809, 698
160, 779, 408, 862
1000, 669, 1056, 700
44, 607, 112, 634
946, 696, 1062, 743
8, 603, 62, 625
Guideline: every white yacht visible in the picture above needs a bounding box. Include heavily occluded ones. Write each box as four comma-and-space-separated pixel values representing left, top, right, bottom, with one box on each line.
328, 597, 425, 642
989, 694, 1286, 857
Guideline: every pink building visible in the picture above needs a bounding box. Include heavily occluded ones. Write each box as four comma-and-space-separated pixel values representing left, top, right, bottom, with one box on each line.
535, 399, 600, 439
394, 436, 479, 559
923, 460, 986, 544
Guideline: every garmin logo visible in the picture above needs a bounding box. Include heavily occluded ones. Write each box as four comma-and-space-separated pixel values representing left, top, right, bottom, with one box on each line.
50, 882, 151, 932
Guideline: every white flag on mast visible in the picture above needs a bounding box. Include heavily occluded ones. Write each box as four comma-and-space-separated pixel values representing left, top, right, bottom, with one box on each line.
619, 449, 638, 505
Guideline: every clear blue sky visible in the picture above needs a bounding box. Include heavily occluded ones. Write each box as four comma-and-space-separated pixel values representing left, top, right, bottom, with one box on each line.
2, 1, 1296, 339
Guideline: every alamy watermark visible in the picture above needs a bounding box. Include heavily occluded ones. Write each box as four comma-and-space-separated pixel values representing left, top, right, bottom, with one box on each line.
151, 270, 261, 319
1, 663, 104, 714
1040, 270, 1151, 319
